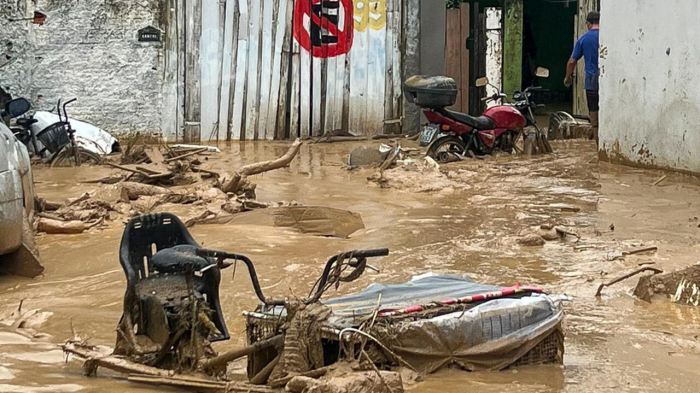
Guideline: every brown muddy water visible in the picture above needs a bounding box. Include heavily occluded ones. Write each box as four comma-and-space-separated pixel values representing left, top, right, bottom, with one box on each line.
2, 140, 700, 392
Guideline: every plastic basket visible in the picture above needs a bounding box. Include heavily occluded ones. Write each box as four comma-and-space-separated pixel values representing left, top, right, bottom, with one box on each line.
36, 122, 70, 154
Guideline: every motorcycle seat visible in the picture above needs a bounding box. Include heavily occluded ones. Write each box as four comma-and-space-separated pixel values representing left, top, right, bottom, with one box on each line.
444, 109, 496, 130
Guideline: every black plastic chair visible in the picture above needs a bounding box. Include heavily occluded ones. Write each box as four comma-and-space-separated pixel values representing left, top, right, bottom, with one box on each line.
118, 213, 230, 343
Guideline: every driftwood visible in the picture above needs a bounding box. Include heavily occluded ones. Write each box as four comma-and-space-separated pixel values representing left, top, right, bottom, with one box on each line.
63, 342, 173, 377
192, 166, 221, 178
120, 182, 173, 201
221, 139, 302, 194
37, 218, 85, 234
623, 246, 658, 256
66, 193, 91, 206
249, 353, 281, 385
201, 334, 284, 372
652, 175, 667, 186
610, 246, 658, 261
82, 174, 124, 184
107, 162, 156, 178
35, 197, 63, 212
595, 267, 663, 297
165, 148, 208, 163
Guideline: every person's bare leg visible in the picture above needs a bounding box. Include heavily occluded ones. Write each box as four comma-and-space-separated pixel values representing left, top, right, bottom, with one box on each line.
589, 110, 599, 146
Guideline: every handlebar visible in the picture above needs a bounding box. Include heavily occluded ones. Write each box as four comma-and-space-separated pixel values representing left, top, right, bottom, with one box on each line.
351, 248, 389, 259
481, 93, 508, 102
196, 247, 389, 306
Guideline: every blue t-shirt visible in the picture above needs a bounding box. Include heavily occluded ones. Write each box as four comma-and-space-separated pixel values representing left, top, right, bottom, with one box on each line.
571, 29, 599, 91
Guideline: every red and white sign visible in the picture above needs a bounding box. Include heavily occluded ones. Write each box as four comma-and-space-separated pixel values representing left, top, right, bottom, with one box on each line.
293, 0, 354, 58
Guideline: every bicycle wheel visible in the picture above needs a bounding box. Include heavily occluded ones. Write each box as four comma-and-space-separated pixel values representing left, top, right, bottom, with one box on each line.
50, 146, 102, 168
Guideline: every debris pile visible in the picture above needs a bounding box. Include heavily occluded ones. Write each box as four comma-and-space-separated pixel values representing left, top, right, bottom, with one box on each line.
634, 264, 700, 304
363, 144, 470, 193
35, 193, 115, 234
35, 139, 306, 234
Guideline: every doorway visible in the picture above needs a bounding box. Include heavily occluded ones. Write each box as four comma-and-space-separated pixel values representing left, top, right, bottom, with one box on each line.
522, 0, 577, 115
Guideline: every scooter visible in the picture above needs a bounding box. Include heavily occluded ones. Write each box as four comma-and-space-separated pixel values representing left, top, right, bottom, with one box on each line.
404, 67, 551, 162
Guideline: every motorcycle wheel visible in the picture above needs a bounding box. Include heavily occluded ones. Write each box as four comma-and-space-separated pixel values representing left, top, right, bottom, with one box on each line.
50, 146, 102, 168
497, 130, 519, 154
427, 136, 467, 163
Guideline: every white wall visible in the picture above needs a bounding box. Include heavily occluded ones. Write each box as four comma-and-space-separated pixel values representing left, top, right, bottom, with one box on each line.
600, 0, 700, 173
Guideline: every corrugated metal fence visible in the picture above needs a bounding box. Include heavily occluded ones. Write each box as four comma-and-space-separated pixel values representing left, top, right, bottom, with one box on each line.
162, 0, 405, 142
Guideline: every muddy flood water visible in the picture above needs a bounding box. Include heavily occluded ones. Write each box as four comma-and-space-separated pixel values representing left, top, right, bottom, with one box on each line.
2, 140, 700, 392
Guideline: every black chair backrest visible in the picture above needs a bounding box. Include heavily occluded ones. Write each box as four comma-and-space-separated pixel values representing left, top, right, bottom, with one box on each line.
119, 213, 198, 284
119, 213, 230, 341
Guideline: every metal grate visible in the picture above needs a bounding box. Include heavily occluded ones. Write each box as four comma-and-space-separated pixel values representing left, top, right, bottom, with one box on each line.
511, 328, 564, 367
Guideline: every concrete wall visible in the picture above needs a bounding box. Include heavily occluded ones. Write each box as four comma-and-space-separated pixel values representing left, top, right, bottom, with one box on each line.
1, 0, 33, 101
2, 0, 165, 135
599, 0, 700, 173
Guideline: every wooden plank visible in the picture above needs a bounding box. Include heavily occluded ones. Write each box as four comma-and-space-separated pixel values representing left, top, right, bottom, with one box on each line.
445, 8, 462, 111
200, 0, 221, 141
245, 0, 262, 140
276, 0, 294, 140
258, 0, 275, 139
162, 0, 178, 142
340, 49, 351, 132
226, 2, 240, 141
485, 7, 502, 107
311, 56, 322, 136
503, 0, 523, 96
300, 38, 312, 138
231, 0, 249, 140
331, 54, 345, 131
176, 0, 186, 142
383, 0, 394, 134
366, 0, 387, 136
391, 0, 402, 132
349, 15, 369, 135
324, 56, 337, 131
290, 39, 301, 138
184, 0, 203, 142
266, 0, 289, 139
459, 3, 470, 114
218, 0, 237, 141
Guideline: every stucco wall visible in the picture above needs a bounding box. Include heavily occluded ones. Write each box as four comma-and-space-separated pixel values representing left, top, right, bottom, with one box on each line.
599, 0, 700, 173
2, 0, 165, 135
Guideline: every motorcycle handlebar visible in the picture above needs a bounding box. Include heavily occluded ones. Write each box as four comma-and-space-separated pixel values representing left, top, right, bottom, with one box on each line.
196, 247, 389, 306
350, 248, 389, 259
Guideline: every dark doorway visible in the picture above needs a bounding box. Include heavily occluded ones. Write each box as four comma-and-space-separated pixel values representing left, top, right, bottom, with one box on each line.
522, 0, 576, 112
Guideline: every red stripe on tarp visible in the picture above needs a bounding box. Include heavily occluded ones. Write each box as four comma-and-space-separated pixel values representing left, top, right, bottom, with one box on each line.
377, 285, 543, 317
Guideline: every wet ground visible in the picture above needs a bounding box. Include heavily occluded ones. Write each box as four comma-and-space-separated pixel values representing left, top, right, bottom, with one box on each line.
2, 140, 700, 392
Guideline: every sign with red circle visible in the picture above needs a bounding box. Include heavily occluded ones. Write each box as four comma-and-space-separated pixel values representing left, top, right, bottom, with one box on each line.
293, 0, 354, 58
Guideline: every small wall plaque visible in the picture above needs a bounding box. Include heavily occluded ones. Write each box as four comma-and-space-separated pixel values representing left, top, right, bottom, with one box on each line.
138, 26, 161, 42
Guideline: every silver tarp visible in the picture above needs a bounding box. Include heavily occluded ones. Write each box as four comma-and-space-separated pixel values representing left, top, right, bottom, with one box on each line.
323, 274, 564, 373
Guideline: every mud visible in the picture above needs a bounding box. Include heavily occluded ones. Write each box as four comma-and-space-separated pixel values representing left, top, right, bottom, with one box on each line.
2, 140, 700, 392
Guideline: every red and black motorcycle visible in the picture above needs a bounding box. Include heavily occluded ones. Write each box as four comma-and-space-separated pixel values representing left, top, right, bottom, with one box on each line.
404, 68, 550, 162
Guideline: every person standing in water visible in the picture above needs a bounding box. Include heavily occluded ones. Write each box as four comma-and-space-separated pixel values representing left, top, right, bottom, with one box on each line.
565, 11, 600, 144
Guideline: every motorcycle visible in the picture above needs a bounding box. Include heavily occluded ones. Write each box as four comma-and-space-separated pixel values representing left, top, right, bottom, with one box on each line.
11, 98, 103, 167
404, 67, 551, 162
